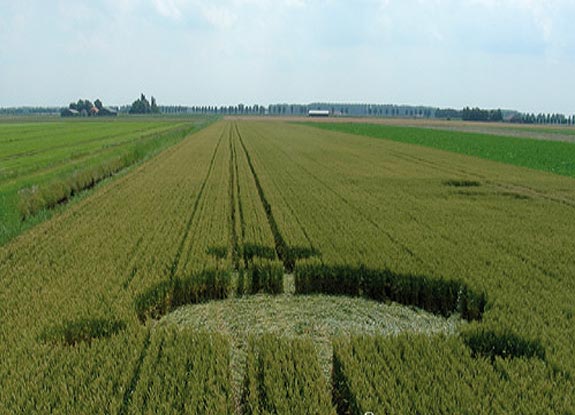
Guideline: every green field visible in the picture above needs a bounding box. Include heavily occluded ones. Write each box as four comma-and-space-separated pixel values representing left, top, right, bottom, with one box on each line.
1, 120, 575, 413
304, 122, 575, 177
0, 118, 205, 244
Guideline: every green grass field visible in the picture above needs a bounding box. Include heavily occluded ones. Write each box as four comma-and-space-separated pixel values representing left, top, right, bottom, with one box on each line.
1, 120, 575, 413
0, 118, 208, 244
303, 122, 575, 177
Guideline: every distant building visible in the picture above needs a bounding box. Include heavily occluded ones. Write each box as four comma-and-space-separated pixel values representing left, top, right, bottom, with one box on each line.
60, 104, 117, 117
99, 107, 118, 117
308, 110, 330, 117
60, 108, 80, 117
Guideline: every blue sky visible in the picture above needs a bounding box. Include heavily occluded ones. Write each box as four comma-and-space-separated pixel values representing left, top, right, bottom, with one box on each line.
1, 0, 574, 113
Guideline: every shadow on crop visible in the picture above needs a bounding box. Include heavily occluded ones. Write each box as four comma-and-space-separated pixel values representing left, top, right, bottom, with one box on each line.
207, 244, 320, 263
462, 327, 546, 362
40, 317, 127, 346
443, 179, 481, 188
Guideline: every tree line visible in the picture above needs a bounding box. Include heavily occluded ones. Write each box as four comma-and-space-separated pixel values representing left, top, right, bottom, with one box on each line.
2, 99, 574, 125
461, 107, 503, 122
0, 107, 60, 115
509, 112, 575, 125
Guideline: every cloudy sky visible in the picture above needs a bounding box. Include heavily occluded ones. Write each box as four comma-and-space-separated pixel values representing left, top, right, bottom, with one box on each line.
1, 0, 574, 113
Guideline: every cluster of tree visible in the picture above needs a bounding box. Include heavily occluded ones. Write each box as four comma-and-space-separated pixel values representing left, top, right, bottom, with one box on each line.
129, 94, 160, 114
510, 113, 575, 125
61, 99, 117, 117
461, 107, 503, 122
434, 108, 462, 119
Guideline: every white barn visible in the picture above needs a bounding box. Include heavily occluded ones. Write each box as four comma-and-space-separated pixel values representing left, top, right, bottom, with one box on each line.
308, 110, 330, 117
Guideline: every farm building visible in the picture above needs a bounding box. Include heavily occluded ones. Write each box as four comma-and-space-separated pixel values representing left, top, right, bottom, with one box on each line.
60, 108, 80, 117
99, 107, 118, 116
308, 110, 330, 117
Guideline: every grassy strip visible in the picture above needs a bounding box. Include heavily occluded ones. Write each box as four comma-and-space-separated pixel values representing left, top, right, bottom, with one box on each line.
0, 121, 175, 181
17, 125, 194, 220
301, 122, 575, 177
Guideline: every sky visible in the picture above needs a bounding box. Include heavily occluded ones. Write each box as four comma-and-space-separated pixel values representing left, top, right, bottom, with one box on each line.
1, 0, 574, 113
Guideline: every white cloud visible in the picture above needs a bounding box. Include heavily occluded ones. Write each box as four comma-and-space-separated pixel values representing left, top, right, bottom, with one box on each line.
468, 0, 557, 42
200, 4, 237, 29
283, 0, 309, 7
152, 0, 183, 20
107, 0, 141, 15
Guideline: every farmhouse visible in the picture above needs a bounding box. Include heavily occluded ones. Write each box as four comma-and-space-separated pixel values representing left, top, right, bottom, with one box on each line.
60, 108, 80, 117
308, 110, 330, 117
99, 107, 118, 116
